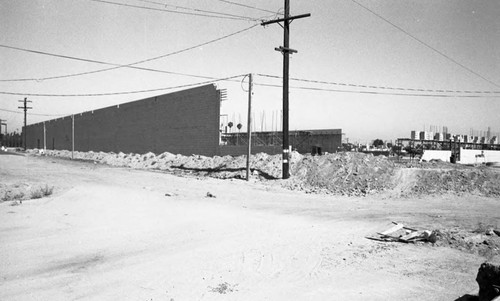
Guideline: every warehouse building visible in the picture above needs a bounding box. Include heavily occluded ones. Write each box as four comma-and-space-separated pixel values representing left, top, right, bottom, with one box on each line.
24, 85, 342, 156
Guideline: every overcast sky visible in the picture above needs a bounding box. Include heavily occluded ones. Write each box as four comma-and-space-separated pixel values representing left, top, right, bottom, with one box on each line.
1, 0, 499, 143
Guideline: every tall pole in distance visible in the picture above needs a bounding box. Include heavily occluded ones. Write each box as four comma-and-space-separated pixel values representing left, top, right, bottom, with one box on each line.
282, 0, 290, 179
72, 114, 75, 159
0, 119, 5, 146
261, 1, 310, 179
246, 73, 253, 181
43, 121, 46, 151
18, 97, 32, 151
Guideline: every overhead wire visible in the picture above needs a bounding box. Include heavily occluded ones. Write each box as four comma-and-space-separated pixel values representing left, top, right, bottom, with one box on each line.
90, 0, 260, 21
215, 0, 282, 16
254, 81, 500, 98
0, 24, 259, 82
0, 108, 66, 117
4, 40, 497, 96
256, 73, 500, 95
349, 0, 500, 89
0, 74, 246, 97
134, 0, 267, 20
3, 72, 500, 98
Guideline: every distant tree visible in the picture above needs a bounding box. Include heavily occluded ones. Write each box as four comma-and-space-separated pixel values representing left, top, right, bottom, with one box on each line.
373, 139, 384, 148
391, 145, 402, 152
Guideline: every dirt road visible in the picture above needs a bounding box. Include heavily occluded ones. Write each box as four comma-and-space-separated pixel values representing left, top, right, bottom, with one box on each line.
1, 154, 499, 300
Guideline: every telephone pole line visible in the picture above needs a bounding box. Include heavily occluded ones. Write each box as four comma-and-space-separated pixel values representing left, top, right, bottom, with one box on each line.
18, 97, 32, 150
0, 119, 6, 134
246, 73, 253, 181
0, 119, 6, 145
261, 0, 310, 179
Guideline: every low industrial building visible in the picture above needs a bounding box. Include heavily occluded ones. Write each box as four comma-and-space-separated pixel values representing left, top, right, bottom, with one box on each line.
24, 85, 342, 156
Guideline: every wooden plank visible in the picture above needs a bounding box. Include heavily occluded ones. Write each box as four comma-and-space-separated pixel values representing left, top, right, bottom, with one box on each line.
380, 223, 404, 236
400, 231, 423, 242
392, 221, 418, 232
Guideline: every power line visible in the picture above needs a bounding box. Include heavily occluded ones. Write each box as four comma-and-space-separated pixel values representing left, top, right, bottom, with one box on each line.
215, 0, 281, 16
257, 73, 500, 94
91, 0, 259, 21
254, 81, 500, 98
0, 108, 66, 117
0, 24, 258, 82
349, 0, 500, 89
0, 74, 245, 97
2, 71, 499, 98
135, 0, 267, 20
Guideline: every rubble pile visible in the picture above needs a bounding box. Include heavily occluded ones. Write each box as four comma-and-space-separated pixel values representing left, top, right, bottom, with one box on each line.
287, 152, 396, 196
409, 168, 500, 197
28, 149, 500, 197
434, 228, 500, 259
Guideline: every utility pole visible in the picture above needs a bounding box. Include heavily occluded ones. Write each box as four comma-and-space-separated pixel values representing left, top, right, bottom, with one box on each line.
72, 114, 75, 159
0, 119, 5, 134
0, 119, 5, 145
246, 73, 253, 181
261, 0, 310, 179
18, 97, 32, 151
43, 121, 46, 151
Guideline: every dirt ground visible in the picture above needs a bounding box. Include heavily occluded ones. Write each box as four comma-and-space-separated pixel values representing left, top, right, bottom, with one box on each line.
1, 152, 499, 300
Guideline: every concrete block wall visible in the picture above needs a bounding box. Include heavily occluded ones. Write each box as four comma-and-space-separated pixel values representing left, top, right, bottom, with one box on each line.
421, 150, 452, 162
25, 85, 221, 156
459, 148, 500, 164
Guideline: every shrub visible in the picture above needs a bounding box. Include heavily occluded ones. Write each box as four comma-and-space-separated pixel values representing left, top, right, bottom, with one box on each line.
30, 185, 54, 199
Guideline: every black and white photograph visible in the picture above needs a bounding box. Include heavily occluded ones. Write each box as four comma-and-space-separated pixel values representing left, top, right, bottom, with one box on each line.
1, 1, 500, 300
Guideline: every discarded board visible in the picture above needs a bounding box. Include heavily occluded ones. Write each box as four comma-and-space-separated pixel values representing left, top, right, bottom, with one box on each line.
366, 222, 436, 243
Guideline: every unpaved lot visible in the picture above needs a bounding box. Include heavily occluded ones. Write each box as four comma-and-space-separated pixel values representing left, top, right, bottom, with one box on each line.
1, 153, 499, 300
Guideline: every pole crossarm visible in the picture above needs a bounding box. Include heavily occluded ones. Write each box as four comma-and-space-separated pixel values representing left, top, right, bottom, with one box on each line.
261, 13, 311, 26
260, 1, 310, 179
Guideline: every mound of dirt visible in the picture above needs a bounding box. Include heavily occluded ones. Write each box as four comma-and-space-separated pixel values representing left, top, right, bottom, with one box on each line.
27, 149, 500, 197
286, 152, 396, 196
434, 228, 500, 259
400, 168, 500, 197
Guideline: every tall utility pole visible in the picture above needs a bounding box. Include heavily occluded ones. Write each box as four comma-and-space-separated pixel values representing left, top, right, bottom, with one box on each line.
246, 73, 253, 181
261, 1, 310, 179
0, 119, 6, 134
18, 97, 32, 150
0, 119, 6, 145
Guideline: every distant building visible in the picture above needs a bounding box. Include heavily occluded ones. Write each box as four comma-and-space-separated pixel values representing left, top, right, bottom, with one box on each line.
434, 133, 444, 141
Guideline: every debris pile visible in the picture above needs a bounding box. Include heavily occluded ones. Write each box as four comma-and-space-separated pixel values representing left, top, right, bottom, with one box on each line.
409, 168, 500, 197
367, 223, 500, 259
367, 222, 437, 244
434, 228, 500, 258
287, 152, 396, 196
27, 149, 500, 197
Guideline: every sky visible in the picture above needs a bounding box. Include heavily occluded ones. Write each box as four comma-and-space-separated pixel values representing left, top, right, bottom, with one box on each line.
1, 0, 499, 144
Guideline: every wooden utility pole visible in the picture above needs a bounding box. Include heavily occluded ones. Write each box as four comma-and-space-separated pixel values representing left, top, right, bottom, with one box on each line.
0, 119, 6, 145
43, 121, 46, 151
246, 73, 253, 181
72, 114, 75, 159
261, 1, 310, 179
18, 97, 32, 150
